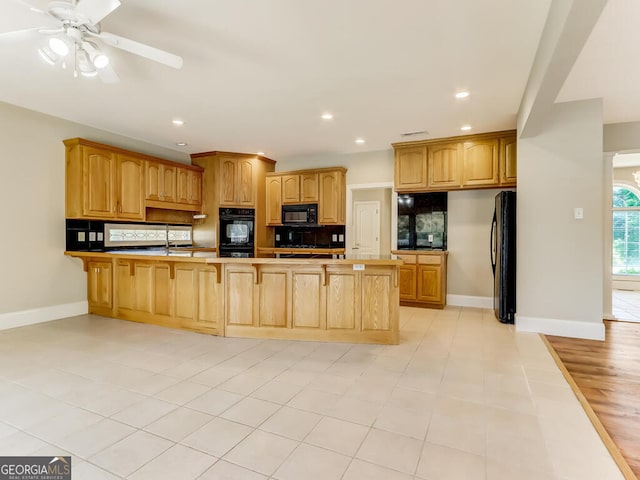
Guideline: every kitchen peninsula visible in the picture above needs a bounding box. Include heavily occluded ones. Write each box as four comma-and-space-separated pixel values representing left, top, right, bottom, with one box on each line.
66, 251, 402, 345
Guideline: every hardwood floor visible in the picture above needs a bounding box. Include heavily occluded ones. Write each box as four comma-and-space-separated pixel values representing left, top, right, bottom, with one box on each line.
545, 321, 640, 480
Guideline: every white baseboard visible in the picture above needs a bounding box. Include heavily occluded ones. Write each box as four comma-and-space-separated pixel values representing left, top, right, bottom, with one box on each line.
447, 294, 493, 309
0, 301, 88, 331
516, 315, 605, 340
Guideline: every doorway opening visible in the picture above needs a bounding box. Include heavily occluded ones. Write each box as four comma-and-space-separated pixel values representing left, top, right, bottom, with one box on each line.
346, 183, 395, 255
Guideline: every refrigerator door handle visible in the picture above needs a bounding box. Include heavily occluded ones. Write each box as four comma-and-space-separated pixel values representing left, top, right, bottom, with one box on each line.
490, 210, 497, 275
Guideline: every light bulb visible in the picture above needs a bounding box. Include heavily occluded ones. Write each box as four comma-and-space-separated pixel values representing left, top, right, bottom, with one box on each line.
93, 53, 109, 69
49, 37, 69, 57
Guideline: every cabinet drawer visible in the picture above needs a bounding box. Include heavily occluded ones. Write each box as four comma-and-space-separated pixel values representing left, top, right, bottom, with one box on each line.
418, 255, 441, 265
396, 254, 416, 264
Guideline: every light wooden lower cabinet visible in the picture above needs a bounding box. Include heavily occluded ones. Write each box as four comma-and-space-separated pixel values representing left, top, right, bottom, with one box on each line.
79, 254, 399, 344
113, 259, 222, 334
87, 260, 112, 314
223, 263, 398, 344
393, 251, 447, 308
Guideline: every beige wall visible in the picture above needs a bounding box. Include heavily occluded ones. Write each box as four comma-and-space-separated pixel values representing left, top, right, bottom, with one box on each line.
352, 188, 392, 255
517, 99, 604, 334
0, 101, 189, 319
613, 166, 640, 185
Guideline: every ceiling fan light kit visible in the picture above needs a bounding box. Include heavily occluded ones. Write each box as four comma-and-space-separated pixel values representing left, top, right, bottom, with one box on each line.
7, 0, 184, 83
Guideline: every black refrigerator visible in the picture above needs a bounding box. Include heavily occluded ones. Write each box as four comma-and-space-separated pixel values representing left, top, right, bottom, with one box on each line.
491, 191, 516, 324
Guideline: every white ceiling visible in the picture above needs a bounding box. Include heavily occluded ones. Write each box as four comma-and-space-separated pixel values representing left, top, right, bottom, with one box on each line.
1, 0, 556, 159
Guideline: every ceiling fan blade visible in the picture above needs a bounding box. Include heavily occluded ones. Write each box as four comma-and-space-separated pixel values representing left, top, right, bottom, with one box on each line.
0, 26, 49, 39
97, 63, 120, 84
10, 0, 46, 15
98, 32, 183, 69
75, 0, 121, 24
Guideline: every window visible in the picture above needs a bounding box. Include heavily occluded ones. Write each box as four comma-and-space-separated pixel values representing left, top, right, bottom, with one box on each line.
612, 185, 640, 275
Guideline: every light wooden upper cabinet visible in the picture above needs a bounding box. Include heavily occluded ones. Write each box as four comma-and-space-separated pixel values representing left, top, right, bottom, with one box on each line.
68, 143, 144, 220
428, 143, 462, 189
395, 146, 427, 191
392, 130, 516, 192
300, 173, 319, 202
282, 175, 300, 204
176, 167, 202, 205
83, 146, 116, 218
461, 139, 499, 187
318, 170, 346, 225
266, 176, 282, 225
116, 155, 144, 220
500, 135, 517, 186
219, 156, 255, 207
66, 138, 203, 221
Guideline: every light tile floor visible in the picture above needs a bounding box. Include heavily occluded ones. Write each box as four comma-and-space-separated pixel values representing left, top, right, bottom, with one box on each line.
612, 288, 640, 322
0, 306, 625, 480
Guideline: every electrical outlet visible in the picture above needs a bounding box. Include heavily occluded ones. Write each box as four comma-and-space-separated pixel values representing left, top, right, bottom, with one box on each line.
428, 234, 434, 242
338, 234, 344, 242
352, 264, 365, 271
332, 234, 338, 242
97, 232, 104, 241
89, 232, 96, 242
77, 231, 85, 242
275, 234, 280, 241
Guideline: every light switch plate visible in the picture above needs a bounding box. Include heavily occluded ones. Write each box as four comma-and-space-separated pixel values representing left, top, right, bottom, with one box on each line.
353, 264, 365, 271
89, 232, 96, 242
574, 207, 584, 220
275, 234, 280, 241
97, 232, 104, 241
332, 234, 338, 242
338, 234, 344, 242
428, 234, 434, 242
77, 231, 85, 242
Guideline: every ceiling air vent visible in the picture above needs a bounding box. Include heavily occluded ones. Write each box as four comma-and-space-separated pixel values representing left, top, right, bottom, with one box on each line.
401, 130, 428, 137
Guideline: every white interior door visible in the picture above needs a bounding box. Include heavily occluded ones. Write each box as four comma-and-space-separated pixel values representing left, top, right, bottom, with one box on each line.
353, 201, 380, 255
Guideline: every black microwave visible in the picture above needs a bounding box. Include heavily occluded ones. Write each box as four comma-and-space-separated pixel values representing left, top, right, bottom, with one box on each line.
282, 204, 318, 225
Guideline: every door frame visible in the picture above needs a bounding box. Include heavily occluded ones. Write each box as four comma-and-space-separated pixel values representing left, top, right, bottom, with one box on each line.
345, 182, 397, 255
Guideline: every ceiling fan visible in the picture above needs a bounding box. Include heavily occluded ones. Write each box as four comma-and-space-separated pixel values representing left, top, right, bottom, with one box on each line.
3, 0, 183, 83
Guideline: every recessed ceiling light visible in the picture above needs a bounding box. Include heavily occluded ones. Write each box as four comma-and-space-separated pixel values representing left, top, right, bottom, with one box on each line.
460, 125, 472, 131
455, 91, 470, 99
176, 142, 187, 147
321, 113, 334, 120
257, 151, 265, 156
172, 119, 185, 126
355, 138, 365, 144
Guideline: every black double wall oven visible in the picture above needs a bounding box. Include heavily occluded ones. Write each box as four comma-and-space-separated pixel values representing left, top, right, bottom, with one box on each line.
218, 208, 255, 257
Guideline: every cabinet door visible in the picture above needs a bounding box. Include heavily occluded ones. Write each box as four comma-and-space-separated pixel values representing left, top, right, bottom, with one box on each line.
427, 143, 462, 189
266, 176, 282, 225
318, 171, 345, 225
87, 261, 112, 309
282, 175, 300, 204
462, 139, 499, 187
174, 264, 197, 325
258, 268, 290, 328
300, 173, 319, 202
417, 265, 442, 303
219, 158, 237, 206
197, 266, 222, 333
226, 266, 257, 326
395, 146, 427, 191
398, 265, 417, 300
161, 165, 177, 202
116, 260, 135, 314
291, 268, 325, 329
500, 135, 517, 186
83, 146, 116, 218
145, 162, 161, 201
116, 155, 144, 220
189, 170, 203, 205
154, 264, 174, 321
176, 168, 190, 204
237, 158, 255, 206
326, 267, 360, 330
